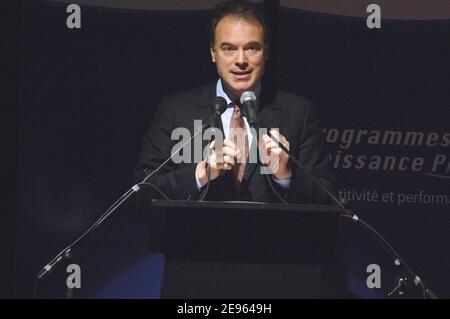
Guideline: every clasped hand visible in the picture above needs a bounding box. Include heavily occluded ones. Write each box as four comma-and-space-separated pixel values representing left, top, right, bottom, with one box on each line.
195, 130, 291, 186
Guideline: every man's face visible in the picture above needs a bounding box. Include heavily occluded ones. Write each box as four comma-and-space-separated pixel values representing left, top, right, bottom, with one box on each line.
211, 16, 267, 99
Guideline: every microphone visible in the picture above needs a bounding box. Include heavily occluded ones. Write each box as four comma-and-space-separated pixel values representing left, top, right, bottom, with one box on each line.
209, 96, 227, 127
240, 91, 259, 128
198, 97, 226, 200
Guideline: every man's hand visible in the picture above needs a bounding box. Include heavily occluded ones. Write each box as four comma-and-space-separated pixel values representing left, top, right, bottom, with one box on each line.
259, 129, 292, 180
195, 139, 240, 187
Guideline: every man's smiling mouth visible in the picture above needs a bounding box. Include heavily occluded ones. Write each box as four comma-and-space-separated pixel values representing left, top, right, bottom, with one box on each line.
231, 70, 252, 79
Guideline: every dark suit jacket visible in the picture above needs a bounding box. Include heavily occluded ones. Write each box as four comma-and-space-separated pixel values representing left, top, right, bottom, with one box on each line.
133, 82, 337, 204
133, 83, 347, 298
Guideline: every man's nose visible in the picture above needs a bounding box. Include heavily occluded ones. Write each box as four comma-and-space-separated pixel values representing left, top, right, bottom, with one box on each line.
235, 49, 248, 67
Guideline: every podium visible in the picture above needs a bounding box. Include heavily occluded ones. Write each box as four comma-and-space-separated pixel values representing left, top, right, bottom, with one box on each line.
152, 200, 344, 298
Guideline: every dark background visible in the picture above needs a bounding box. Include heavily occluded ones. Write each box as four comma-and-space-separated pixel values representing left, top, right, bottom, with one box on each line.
2, 0, 449, 298
1, 0, 21, 299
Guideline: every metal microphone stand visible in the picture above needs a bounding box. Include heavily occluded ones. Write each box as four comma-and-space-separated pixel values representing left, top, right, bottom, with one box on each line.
33, 121, 215, 298
256, 119, 438, 299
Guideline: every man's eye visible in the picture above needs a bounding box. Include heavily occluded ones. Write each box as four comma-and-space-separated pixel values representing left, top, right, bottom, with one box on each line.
247, 46, 261, 52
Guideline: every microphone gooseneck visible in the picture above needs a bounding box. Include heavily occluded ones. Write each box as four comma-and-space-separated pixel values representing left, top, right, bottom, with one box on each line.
238, 90, 438, 299
239, 91, 288, 204
34, 96, 229, 296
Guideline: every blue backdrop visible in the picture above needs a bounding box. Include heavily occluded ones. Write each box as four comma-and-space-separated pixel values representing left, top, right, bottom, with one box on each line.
13, 1, 450, 298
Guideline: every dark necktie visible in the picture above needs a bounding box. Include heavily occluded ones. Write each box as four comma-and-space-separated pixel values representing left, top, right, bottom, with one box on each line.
229, 104, 249, 192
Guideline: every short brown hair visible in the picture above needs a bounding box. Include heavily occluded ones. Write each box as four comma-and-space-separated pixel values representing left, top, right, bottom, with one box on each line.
209, 0, 268, 47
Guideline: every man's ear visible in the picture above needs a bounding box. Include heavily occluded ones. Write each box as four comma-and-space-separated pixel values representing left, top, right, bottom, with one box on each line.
210, 47, 216, 63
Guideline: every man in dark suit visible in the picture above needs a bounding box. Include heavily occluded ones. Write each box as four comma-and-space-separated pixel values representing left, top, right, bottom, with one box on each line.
133, 0, 344, 298
133, 83, 337, 204
133, 1, 337, 205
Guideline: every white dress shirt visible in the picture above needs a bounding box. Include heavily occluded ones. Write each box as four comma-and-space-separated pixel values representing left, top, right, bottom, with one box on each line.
195, 79, 291, 190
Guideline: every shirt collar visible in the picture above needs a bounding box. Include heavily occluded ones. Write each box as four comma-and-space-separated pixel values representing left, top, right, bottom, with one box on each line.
216, 79, 261, 107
